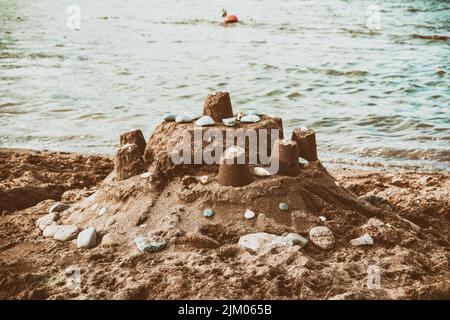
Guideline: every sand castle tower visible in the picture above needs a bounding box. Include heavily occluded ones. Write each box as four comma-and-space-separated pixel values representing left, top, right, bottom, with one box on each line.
113, 91, 319, 184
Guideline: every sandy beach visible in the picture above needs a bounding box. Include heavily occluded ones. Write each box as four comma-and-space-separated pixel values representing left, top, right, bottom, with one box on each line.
1, 145, 448, 300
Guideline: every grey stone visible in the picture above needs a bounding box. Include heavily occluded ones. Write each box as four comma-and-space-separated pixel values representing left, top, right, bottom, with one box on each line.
43, 224, 59, 238
279, 202, 289, 212
240, 115, 260, 123
285, 233, 308, 247
106, 217, 116, 226
244, 209, 255, 220
134, 236, 167, 252
101, 233, 122, 247
238, 232, 287, 253
309, 226, 335, 250
36, 213, 58, 231
350, 234, 374, 246
195, 115, 215, 126
76, 227, 97, 249
203, 208, 215, 218
222, 117, 236, 127
175, 114, 193, 123
53, 225, 79, 242
164, 113, 176, 121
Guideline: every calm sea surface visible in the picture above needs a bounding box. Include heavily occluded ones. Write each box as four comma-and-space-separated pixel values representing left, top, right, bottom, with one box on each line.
1, 0, 449, 170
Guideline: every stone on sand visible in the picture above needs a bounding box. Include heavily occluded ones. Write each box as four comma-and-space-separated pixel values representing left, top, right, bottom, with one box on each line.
244, 209, 255, 220
309, 226, 335, 250
42, 224, 59, 238
53, 225, 79, 242
134, 236, 167, 253
285, 233, 308, 247
76, 227, 97, 249
238, 232, 287, 253
101, 233, 123, 247
36, 212, 59, 231
350, 234, 374, 246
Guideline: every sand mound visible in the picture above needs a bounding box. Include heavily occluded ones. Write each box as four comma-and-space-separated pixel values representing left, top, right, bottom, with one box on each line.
0, 92, 448, 299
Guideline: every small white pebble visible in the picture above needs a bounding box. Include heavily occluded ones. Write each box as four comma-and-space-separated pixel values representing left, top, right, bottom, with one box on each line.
91, 203, 98, 211
98, 207, 107, 216
199, 175, 210, 184
140, 172, 151, 179
319, 216, 327, 222
244, 209, 256, 220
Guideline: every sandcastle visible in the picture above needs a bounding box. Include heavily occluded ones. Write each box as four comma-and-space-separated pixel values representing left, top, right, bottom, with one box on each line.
114, 91, 318, 185
35, 91, 377, 253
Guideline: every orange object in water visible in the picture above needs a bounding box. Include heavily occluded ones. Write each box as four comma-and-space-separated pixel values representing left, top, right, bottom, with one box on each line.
222, 9, 238, 24
223, 14, 239, 24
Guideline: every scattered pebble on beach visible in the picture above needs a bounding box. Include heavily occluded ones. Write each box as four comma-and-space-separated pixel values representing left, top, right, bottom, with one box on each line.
203, 208, 215, 218
134, 236, 167, 252
350, 234, 374, 246
101, 233, 122, 247
238, 232, 287, 253
36, 212, 58, 231
175, 114, 193, 123
279, 202, 289, 212
76, 227, 97, 249
53, 225, 79, 242
140, 172, 151, 179
98, 207, 107, 216
91, 203, 98, 211
195, 115, 215, 126
285, 233, 308, 247
309, 226, 335, 250
240, 115, 261, 123
222, 117, 236, 127
106, 217, 116, 226
163, 113, 176, 122
199, 175, 210, 184
244, 209, 256, 220
319, 216, 327, 222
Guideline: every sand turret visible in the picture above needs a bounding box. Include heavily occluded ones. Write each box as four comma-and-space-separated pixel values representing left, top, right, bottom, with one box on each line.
203, 91, 234, 122
291, 128, 318, 162
271, 138, 299, 176
120, 129, 146, 157
217, 146, 253, 187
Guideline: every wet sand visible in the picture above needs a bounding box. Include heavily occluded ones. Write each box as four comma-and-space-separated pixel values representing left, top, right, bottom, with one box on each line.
0, 148, 448, 300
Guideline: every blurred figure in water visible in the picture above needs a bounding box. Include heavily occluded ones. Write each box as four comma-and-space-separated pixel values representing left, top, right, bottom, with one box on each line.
222, 8, 239, 24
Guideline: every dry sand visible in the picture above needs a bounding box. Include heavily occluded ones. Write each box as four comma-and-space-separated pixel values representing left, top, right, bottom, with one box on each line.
0, 147, 448, 300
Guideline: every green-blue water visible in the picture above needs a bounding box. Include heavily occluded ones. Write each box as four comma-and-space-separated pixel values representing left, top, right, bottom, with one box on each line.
0, 0, 449, 170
